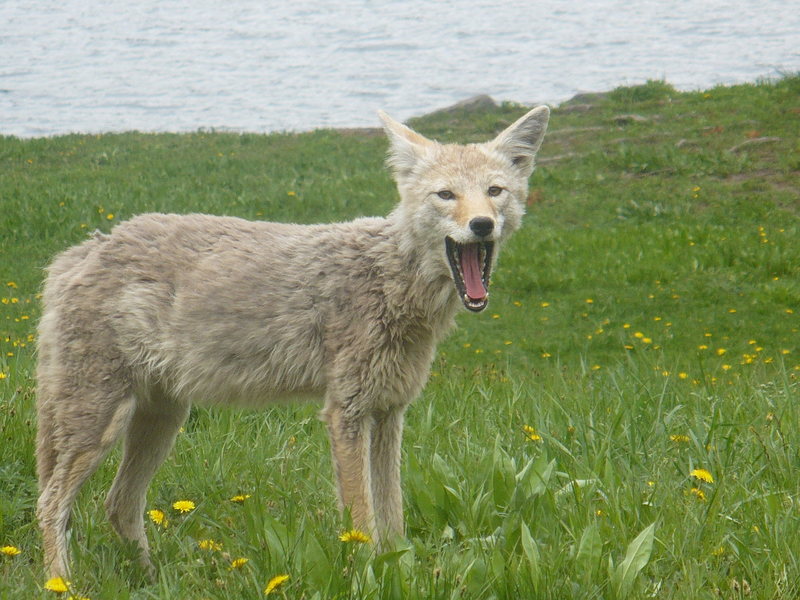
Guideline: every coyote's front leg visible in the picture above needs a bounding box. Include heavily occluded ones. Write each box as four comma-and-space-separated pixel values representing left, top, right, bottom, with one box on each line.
323, 402, 377, 540
370, 406, 406, 540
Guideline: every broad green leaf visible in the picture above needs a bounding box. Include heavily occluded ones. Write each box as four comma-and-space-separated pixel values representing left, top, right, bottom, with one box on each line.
575, 521, 602, 576
612, 522, 656, 597
492, 438, 516, 509
516, 455, 555, 498
520, 521, 541, 583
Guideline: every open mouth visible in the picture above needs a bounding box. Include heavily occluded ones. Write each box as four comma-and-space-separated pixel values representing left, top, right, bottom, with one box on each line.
445, 237, 494, 312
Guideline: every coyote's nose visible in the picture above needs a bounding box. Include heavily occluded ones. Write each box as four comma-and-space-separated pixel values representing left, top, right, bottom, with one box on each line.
469, 216, 494, 237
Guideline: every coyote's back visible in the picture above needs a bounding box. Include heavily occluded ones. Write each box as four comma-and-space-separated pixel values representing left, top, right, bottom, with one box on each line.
36, 106, 549, 579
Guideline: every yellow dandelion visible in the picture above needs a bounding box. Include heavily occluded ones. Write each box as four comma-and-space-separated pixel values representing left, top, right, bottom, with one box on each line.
669, 434, 690, 443
523, 425, 542, 442
6, 282, 17, 288
585, 298, 594, 304
172, 500, 195, 513
540, 301, 550, 307
339, 529, 372, 544
678, 372, 688, 379
716, 348, 726, 356
230, 494, 251, 503
689, 487, 707, 501
44, 577, 70, 593
230, 557, 249, 570
690, 468, 714, 483
264, 574, 290, 595
198, 539, 222, 551
148, 509, 168, 527
106, 213, 114, 220
1, 545, 21, 556
0, 373, 7, 380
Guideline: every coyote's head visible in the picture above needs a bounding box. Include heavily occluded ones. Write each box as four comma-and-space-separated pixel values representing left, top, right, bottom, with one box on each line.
379, 106, 549, 312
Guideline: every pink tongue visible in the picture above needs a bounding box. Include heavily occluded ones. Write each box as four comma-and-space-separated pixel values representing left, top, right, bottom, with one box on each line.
461, 244, 487, 300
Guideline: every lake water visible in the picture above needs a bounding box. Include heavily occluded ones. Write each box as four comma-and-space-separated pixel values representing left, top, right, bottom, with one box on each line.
1, 0, 798, 137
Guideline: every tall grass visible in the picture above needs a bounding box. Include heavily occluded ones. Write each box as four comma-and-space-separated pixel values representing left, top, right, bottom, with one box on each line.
1, 75, 799, 598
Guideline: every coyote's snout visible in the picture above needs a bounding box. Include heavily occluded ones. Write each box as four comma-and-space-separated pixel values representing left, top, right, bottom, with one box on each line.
35, 106, 549, 578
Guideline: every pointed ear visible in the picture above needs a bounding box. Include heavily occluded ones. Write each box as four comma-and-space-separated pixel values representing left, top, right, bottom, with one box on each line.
488, 106, 550, 176
378, 110, 435, 179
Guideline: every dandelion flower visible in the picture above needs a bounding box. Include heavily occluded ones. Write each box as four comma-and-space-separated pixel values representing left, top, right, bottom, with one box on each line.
690, 468, 714, 483
230, 494, 251, 503
198, 539, 222, 551
230, 557, 249, 570
44, 577, 70, 593
689, 487, 707, 501
1, 545, 21, 556
523, 425, 542, 442
339, 529, 371, 544
172, 500, 195, 513
148, 509, 168, 527
264, 574, 290, 595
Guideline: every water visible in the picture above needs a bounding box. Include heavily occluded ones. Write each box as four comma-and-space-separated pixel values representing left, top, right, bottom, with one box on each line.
1, 0, 798, 137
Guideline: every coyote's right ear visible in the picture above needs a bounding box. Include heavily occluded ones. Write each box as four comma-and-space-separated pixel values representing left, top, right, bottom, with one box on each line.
378, 111, 435, 179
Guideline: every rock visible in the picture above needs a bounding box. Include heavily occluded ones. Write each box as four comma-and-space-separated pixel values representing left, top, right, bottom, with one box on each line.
424, 95, 498, 118
563, 91, 610, 105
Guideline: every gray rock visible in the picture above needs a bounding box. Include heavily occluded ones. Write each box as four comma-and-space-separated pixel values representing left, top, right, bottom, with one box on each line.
424, 95, 498, 117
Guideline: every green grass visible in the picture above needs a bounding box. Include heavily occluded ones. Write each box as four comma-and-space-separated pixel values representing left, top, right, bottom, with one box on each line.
2, 75, 800, 598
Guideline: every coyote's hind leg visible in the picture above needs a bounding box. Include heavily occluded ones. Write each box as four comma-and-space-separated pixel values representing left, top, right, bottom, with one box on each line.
36, 389, 136, 579
105, 393, 189, 573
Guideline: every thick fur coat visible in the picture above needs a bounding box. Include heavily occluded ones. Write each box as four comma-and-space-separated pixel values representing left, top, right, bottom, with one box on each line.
35, 107, 549, 578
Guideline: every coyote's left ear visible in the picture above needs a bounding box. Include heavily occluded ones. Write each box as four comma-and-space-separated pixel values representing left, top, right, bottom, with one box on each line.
488, 106, 550, 177
378, 111, 435, 179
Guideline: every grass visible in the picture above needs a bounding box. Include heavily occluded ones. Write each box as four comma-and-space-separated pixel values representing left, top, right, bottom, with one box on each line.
1, 75, 800, 599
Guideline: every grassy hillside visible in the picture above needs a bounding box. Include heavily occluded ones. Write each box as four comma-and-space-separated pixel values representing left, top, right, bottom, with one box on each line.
1, 75, 799, 599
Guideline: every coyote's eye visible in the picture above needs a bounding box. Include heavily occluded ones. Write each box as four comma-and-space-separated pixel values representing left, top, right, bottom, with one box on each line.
487, 186, 503, 197
437, 190, 456, 200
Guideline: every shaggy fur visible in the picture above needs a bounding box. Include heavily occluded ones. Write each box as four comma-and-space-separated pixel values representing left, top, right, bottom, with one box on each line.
35, 107, 549, 577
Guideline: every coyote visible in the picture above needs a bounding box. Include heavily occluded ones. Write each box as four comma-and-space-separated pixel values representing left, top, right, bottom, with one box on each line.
35, 106, 549, 577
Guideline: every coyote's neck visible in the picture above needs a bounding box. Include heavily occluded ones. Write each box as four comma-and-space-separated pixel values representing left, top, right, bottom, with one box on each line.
376, 211, 461, 335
